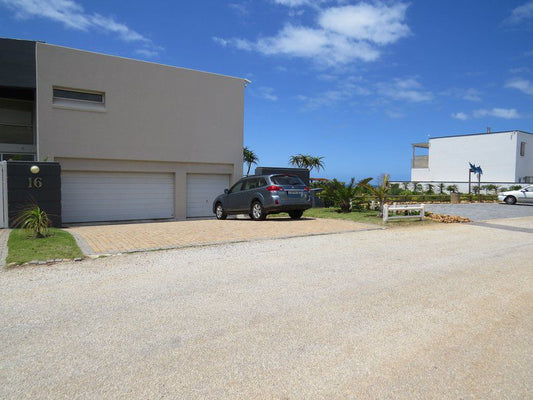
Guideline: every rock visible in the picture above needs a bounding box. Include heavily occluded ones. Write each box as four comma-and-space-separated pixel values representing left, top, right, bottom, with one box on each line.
426, 212, 470, 223
74, 258, 83, 262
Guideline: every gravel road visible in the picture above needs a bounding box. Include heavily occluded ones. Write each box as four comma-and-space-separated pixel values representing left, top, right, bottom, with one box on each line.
1, 218, 532, 399
425, 202, 533, 221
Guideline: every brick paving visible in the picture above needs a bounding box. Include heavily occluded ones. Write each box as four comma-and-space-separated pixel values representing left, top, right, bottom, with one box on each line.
67, 217, 376, 255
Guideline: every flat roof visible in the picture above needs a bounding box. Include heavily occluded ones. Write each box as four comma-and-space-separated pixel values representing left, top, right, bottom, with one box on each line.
429, 130, 532, 140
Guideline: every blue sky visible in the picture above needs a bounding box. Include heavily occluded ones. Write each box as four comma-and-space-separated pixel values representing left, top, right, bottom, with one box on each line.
1, 0, 532, 181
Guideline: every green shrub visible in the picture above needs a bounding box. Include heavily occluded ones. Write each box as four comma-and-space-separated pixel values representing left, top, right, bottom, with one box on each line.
12, 205, 51, 238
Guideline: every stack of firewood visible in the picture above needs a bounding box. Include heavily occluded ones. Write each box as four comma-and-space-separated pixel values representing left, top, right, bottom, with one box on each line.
426, 212, 471, 223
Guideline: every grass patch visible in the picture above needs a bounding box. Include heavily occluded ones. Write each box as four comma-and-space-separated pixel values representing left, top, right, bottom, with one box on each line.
6, 228, 83, 265
270, 208, 382, 224
271, 207, 435, 227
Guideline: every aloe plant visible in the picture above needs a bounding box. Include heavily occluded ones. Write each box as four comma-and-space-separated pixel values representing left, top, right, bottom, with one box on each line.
13, 205, 51, 238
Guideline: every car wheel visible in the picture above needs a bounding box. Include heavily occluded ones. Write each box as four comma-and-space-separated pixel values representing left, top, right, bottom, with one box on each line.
251, 201, 267, 221
215, 203, 227, 220
504, 196, 517, 205
289, 210, 304, 219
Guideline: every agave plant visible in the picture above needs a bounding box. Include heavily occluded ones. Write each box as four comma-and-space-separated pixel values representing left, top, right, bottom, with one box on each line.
13, 205, 51, 238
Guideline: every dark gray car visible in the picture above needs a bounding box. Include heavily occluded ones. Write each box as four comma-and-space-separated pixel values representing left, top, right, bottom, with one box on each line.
212, 174, 312, 220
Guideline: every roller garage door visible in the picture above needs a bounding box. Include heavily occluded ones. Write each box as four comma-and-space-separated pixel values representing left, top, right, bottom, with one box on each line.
187, 174, 230, 217
62, 171, 174, 223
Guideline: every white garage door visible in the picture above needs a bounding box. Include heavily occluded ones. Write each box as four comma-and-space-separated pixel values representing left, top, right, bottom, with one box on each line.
187, 174, 230, 218
62, 171, 174, 223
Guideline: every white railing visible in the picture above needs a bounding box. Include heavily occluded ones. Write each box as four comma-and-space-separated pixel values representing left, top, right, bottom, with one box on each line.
383, 203, 425, 223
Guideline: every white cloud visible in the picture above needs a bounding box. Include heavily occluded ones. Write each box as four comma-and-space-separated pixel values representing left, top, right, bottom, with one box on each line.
377, 78, 433, 102
0, 0, 161, 56
473, 108, 522, 119
503, 1, 533, 25
256, 86, 278, 101
296, 78, 370, 109
505, 78, 533, 95
273, 0, 323, 7
319, 3, 410, 45
452, 112, 468, 120
452, 108, 523, 120
386, 110, 404, 119
441, 87, 482, 102
215, 2, 410, 66
228, 3, 248, 15
462, 88, 481, 102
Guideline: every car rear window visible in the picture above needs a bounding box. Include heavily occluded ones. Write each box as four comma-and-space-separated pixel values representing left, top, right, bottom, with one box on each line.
271, 175, 305, 186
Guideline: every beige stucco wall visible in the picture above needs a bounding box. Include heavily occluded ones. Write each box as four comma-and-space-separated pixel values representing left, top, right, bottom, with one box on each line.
35, 43, 245, 219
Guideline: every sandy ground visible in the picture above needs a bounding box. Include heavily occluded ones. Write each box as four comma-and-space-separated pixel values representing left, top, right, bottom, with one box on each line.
1, 217, 532, 399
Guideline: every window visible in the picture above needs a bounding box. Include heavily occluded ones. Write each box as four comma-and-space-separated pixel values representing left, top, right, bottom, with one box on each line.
1, 153, 35, 161
271, 175, 305, 186
229, 181, 244, 194
0, 98, 34, 145
53, 87, 105, 111
520, 141, 526, 157
243, 179, 259, 190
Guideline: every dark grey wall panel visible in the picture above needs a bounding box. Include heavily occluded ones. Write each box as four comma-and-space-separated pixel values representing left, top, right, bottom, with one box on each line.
7, 161, 62, 227
0, 38, 36, 89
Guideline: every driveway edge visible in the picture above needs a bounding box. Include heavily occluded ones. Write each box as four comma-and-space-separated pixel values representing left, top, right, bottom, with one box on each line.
83, 226, 385, 257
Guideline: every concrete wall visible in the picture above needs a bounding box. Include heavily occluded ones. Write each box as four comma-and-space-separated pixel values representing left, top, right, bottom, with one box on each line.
35, 43, 244, 183
412, 131, 520, 182
515, 132, 533, 181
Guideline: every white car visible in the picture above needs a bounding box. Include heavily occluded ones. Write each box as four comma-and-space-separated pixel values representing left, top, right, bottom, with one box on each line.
498, 185, 533, 204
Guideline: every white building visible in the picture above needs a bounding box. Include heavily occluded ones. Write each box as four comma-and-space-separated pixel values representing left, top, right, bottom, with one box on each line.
411, 130, 533, 187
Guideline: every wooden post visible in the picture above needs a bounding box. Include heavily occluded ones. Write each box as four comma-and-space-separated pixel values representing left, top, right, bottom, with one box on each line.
383, 204, 389, 223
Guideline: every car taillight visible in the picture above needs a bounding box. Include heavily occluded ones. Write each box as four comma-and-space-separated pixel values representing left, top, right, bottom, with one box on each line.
304, 186, 309, 191
266, 185, 283, 191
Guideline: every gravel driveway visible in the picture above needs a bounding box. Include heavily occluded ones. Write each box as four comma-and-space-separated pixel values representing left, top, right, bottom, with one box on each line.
425, 202, 533, 221
1, 217, 532, 399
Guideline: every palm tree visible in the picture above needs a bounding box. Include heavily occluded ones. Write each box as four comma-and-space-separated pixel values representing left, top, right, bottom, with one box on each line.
243, 146, 259, 176
288, 154, 325, 173
363, 173, 391, 217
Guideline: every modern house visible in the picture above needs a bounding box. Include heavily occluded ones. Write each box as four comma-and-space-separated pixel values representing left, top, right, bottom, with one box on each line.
411, 130, 533, 187
0, 38, 246, 223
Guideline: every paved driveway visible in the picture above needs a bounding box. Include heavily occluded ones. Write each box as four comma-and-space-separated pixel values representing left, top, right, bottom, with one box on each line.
1, 218, 532, 399
425, 202, 533, 221
68, 217, 377, 255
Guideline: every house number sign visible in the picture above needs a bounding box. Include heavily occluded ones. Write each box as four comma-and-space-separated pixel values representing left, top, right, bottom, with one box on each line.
28, 177, 43, 188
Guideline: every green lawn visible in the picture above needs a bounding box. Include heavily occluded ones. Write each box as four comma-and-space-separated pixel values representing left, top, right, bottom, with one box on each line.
6, 228, 83, 265
302, 207, 383, 224
272, 207, 435, 226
